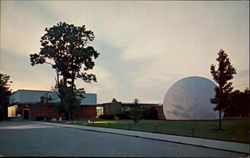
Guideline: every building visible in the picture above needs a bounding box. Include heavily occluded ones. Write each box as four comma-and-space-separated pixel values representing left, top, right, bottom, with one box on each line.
8, 89, 103, 120
102, 99, 165, 120
8, 90, 164, 120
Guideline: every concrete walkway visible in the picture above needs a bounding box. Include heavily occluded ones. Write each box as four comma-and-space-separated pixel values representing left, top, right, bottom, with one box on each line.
35, 121, 250, 154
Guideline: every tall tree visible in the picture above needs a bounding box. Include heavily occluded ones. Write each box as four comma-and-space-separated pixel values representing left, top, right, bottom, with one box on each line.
30, 22, 99, 120
210, 49, 236, 130
0, 73, 12, 121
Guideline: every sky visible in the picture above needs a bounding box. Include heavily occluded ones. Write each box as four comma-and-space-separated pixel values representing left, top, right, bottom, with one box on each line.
1, 1, 249, 104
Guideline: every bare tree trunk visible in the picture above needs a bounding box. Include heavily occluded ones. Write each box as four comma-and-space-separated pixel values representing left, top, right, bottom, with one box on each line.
219, 86, 222, 130
219, 109, 222, 130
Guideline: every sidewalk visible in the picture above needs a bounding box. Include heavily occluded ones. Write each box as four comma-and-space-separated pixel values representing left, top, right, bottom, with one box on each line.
35, 121, 250, 154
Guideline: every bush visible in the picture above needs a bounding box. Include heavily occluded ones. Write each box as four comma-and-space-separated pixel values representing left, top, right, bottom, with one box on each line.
128, 106, 145, 124
117, 113, 130, 119
99, 114, 115, 120
36, 116, 48, 121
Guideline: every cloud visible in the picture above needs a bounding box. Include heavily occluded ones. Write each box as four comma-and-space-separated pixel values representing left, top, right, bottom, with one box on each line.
0, 49, 56, 91
1, 1, 249, 104
1, 1, 89, 55
232, 69, 250, 91
75, 64, 123, 104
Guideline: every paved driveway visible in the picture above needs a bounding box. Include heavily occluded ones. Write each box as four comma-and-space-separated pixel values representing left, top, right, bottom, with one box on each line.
0, 121, 247, 157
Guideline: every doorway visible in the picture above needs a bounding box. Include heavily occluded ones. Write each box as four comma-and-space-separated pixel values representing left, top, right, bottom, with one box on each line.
23, 109, 29, 119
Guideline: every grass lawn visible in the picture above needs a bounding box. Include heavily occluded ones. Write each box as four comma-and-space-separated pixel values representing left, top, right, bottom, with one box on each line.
55, 119, 250, 143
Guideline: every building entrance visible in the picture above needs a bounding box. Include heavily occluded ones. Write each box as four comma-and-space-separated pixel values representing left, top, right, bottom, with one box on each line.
23, 109, 29, 119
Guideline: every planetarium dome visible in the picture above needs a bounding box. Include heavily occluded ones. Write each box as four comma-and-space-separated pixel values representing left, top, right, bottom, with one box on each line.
163, 76, 219, 120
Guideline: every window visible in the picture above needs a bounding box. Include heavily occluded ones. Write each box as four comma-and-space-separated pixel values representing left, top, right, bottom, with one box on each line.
96, 106, 104, 118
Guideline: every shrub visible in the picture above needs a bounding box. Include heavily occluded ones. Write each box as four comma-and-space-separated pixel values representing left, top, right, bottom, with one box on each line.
99, 114, 115, 120
36, 116, 47, 121
128, 106, 145, 124
117, 113, 130, 119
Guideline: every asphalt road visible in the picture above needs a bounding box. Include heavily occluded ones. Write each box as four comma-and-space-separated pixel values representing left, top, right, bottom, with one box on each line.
0, 121, 247, 157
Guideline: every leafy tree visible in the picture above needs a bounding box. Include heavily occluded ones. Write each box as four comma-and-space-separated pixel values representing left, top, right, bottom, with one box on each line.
128, 106, 145, 124
40, 93, 52, 104
30, 22, 99, 120
226, 88, 250, 117
0, 73, 12, 121
108, 98, 122, 116
210, 49, 236, 130
99, 99, 123, 120
127, 98, 145, 124
118, 99, 158, 120
224, 90, 241, 117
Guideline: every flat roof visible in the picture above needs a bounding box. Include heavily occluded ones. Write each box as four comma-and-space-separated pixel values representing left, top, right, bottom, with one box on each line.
12, 89, 96, 95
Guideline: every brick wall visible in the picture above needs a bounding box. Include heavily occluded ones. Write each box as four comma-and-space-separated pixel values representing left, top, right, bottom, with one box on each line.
30, 105, 63, 120
73, 106, 97, 120
155, 106, 165, 120
16, 104, 63, 120
16, 104, 97, 120
12, 104, 166, 120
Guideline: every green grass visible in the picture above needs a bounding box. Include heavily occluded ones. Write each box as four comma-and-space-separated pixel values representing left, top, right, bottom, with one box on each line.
54, 119, 250, 143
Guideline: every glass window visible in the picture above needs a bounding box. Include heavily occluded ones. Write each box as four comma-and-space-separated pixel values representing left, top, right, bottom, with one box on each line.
96, 106, 104, 118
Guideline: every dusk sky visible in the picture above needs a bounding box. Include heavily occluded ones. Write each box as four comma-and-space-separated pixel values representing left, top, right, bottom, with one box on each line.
1, 1, 249, 104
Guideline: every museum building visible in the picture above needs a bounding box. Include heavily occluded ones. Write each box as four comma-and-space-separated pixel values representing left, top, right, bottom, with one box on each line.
8, 89, 165, 120
8, 89, 100, 120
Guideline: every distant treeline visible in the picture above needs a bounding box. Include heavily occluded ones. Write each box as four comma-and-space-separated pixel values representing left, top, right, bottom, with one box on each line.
223, 88, 250, 118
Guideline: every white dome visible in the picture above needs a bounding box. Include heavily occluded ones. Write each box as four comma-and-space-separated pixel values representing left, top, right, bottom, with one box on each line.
163, 76, 219, 120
